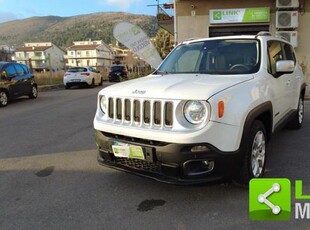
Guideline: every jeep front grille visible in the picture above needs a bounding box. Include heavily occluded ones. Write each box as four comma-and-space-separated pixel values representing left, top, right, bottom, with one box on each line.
107, 97, 173, 128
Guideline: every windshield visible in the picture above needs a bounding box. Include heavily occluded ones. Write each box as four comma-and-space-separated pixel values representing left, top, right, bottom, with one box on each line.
111, 66, 125, 71
157, 39, 260, 75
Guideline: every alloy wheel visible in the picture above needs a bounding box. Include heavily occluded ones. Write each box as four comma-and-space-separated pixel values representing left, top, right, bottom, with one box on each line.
251, 130, 266, 177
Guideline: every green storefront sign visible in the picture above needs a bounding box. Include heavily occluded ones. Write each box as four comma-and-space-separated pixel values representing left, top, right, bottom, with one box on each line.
210, 7, 270, 24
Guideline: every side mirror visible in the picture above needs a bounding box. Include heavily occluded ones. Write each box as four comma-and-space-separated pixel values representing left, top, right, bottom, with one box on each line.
276, 60, 295, 74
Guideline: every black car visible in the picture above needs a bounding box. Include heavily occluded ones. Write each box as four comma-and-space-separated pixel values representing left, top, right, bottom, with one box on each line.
108, 64, 128, 82
0, 62, 38, 107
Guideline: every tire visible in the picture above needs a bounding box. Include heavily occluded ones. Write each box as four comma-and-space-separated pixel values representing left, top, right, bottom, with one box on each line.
90, 78, 95, 88
0, 90, 8, 107
29, 85, 38, 99
99, 78, 103, 86
287, 95, 304, 129
65, 85, 70, 89
234, 120, 267, 185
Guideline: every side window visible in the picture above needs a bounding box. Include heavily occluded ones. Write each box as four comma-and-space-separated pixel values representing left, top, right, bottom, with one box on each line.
283, 43, 296, 64
267, 41, 284, 76
21, 64, 30, 74
14, 64, 25, 76
5, 64, 17, 78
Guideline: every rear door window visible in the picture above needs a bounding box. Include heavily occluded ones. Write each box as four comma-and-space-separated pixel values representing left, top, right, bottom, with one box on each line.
283, 43, 296, 64
14, 64, 26, 76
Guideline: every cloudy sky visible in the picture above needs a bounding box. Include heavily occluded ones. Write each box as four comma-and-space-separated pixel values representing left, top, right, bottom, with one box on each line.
0, 0, 172, 23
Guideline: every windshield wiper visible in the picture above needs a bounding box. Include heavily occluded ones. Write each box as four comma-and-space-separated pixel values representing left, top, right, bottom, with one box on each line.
153, 70, 169, 75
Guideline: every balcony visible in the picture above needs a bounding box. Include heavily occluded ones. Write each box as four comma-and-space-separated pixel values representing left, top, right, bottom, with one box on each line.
30, 56, 46, 61
64, 53, 112, 59
13, 55, 46, 61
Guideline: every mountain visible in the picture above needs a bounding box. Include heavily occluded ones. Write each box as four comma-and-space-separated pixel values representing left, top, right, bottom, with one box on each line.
0, 12, 159, 49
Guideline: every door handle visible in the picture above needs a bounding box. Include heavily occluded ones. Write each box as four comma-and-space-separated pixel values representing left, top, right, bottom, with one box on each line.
286, 80, 291, 86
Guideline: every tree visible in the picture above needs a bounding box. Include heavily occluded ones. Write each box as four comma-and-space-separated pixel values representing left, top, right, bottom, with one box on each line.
153, 29, 173, 59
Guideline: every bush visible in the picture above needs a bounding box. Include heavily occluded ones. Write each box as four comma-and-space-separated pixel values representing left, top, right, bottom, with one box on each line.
34, 71, 64, 86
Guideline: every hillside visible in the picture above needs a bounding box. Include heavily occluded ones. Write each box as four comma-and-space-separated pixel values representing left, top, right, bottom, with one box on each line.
0, 12, 159, 49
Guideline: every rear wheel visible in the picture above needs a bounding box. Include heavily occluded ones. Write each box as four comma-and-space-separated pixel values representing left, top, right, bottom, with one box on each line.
234, 120, 267, 185
287, 95, 304, 129
0, 90, 8, 107
90, 78, 95, 88
29, 85, 38, 99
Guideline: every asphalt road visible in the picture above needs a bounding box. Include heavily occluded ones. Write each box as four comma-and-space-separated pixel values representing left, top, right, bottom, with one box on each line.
0, 85, 310, 230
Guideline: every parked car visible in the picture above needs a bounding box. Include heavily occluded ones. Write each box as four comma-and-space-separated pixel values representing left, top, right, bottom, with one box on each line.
94, 32, 306, 185
108, 64, 128, 82
0, 62, 38, 107
63, 66, 103, 89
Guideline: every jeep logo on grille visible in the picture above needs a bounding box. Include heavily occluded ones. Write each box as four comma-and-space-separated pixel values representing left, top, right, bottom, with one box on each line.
132, 89, 146, 95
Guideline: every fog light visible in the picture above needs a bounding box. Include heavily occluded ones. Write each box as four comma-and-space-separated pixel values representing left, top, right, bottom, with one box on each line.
203, 160, 214, 171
191, 145, 208, 152
183, 160, 215, 176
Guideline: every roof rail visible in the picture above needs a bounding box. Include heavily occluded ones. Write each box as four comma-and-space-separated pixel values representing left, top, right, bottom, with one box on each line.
256, 31, 272, 37
182, 37, 201, 42
275, 33, 289, 42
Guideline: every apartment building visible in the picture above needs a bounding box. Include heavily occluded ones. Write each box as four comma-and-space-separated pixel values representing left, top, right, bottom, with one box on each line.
65, 40, 114, 70
14, 42, 65, 72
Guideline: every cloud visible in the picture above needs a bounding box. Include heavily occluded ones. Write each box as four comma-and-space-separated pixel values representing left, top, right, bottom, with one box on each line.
105, 0, 141, 11
0, 11, 19, 23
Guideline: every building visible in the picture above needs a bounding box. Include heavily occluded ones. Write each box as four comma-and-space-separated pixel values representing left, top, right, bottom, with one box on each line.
110, 45, 151, 74
0, 45, 14, 62
13, 42, 65, 72
158, 0, 309, 95
65, 40, 114, 72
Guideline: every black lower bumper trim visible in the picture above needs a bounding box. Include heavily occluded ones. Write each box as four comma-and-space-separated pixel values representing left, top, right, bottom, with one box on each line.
95, 130, 242, 185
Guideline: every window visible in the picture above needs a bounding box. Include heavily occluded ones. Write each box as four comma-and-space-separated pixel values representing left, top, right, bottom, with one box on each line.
267, 41, 296, 76
20, 64, 29, 74
283, 43, 296, 64
14, 64, 25, 76
5, 65, 17, 77
157, 39, 260, 75
267, 41, 284, 75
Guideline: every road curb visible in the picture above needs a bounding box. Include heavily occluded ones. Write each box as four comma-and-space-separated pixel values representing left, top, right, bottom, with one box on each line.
38, 84, 64, 92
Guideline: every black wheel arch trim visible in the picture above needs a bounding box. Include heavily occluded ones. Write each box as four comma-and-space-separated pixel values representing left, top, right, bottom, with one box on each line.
240, 101, 273, 149
301, 82, 307, 96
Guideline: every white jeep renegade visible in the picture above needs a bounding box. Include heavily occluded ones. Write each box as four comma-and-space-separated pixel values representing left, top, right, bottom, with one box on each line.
93, 32, 306, 185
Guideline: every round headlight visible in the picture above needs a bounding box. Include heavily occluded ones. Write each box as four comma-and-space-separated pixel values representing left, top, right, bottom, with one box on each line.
99, 95, 106, 114
184, 100, 207, 124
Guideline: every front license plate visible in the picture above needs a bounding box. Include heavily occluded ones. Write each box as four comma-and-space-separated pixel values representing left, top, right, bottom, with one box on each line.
112, 142, 145, 160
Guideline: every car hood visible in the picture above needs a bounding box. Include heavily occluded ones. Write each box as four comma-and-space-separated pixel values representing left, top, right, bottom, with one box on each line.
100, 74, 254, 100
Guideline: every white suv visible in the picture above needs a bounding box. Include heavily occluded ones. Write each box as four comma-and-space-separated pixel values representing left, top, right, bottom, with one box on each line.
93, 32, 306, 185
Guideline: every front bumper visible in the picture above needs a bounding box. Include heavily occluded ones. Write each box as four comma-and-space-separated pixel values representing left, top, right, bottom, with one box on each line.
95, 130, 242, 185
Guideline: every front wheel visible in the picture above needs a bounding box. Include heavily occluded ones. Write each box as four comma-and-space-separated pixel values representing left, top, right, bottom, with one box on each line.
29, 85, 38, 99
234, 120, 267, 185
0, 90, 8, 107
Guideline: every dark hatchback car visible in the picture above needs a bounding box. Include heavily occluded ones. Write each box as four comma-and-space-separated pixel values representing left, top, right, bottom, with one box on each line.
0, 62, 38, 107
108, 64, 128, 82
